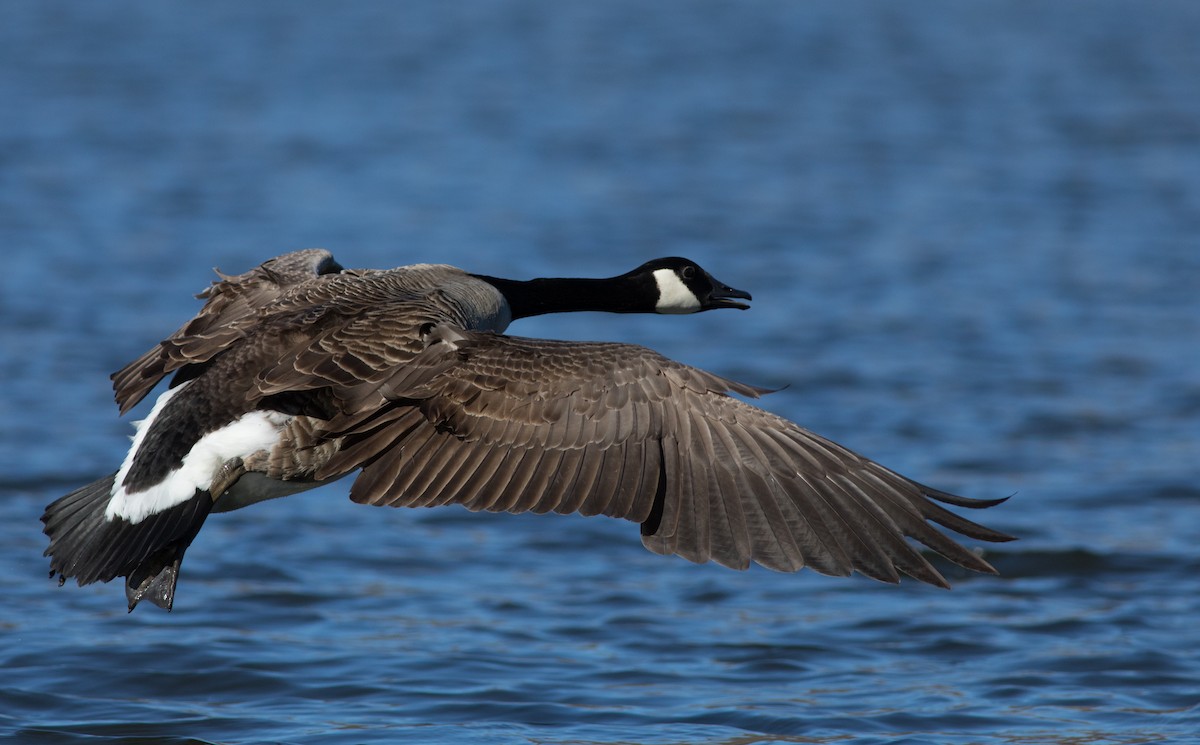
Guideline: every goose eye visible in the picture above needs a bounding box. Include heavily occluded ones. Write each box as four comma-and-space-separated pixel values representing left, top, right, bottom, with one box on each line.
681, 266, 696, 280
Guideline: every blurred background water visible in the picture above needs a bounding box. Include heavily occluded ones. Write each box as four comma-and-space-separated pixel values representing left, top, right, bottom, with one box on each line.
2, 1, 1198, 743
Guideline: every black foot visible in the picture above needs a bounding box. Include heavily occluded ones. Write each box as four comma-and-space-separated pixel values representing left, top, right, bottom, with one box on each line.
125, 547, 184, 612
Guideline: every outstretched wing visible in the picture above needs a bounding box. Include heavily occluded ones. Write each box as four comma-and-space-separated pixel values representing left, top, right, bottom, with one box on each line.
111, 249, 345, 414
315, 329, 1013, 587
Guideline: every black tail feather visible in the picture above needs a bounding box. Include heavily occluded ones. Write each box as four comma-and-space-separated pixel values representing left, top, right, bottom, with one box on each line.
42, 473, 212, 610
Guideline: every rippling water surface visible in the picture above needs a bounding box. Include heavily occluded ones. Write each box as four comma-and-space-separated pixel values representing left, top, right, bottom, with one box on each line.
3, 2, 1199, 743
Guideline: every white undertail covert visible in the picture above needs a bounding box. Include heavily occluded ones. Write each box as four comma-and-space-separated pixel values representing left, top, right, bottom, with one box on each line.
106, 381, 293, 524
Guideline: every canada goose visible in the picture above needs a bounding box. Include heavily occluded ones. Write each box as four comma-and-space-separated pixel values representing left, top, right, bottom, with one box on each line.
43, 249, 1013, 611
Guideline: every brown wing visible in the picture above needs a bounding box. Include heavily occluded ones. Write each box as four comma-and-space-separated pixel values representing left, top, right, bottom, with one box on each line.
316, 330, 1013, 587
111, 249, 345, 414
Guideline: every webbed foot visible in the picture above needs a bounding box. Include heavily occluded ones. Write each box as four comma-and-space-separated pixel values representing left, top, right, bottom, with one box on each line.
125, 545, 185, 612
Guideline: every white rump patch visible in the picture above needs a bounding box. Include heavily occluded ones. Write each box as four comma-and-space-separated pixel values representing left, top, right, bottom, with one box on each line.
651, 268, 701, 314
107, 381, 292, 524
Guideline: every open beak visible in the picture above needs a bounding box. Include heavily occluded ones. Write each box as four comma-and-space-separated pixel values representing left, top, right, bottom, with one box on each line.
705, 272, 752, 310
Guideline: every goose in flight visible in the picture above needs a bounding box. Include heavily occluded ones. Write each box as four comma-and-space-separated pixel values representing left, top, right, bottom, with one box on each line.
42, 249, 1013, 611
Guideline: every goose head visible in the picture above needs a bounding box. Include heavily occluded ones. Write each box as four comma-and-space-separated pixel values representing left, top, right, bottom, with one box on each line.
633, 257, 752, 314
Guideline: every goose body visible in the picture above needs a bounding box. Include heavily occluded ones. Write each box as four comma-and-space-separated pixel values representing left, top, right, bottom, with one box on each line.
43, 249, 1013, 611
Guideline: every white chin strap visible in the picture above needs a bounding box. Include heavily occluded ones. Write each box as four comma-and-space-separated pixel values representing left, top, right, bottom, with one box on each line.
651, 269, 701, 314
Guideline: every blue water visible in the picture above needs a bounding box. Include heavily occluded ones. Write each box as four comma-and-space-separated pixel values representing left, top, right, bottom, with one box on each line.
3, 1, 1199, 743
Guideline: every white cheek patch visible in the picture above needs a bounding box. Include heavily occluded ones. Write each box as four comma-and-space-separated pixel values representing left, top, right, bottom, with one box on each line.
106, 383, 292, 524
652, 269, 701, 314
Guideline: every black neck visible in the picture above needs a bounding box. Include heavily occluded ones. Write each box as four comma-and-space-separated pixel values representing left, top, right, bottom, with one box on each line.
473, 274, 654, 320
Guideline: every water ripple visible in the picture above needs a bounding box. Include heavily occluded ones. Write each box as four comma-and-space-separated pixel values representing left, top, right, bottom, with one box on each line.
4, 1, 1200, 743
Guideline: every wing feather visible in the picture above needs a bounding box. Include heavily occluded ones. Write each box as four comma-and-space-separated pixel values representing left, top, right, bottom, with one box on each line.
309, 328, 1011, 586
545, 447, 588, 515
111, 249, 344, 414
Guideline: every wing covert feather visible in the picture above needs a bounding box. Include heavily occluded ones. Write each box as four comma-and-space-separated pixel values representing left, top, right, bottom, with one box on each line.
332, 331, 1011, 586
112, 249, 344, 414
